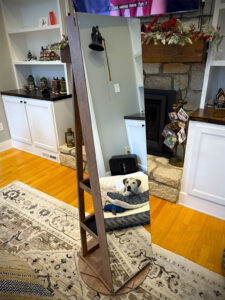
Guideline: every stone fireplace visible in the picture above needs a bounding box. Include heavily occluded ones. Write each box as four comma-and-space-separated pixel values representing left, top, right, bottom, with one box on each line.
144, 62, 205, 112
144, 62, 205, 202
145, 88, 176, 158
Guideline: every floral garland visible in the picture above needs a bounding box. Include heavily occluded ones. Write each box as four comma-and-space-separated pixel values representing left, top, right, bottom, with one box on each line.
49, 35, 69, 51
143, 15, 223, 49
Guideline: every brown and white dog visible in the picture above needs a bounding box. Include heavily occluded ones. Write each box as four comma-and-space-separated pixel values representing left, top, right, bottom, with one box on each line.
123, 177, 141, 196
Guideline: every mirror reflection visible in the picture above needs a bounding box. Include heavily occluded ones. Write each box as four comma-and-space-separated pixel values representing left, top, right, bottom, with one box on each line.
77, 12, 151, 292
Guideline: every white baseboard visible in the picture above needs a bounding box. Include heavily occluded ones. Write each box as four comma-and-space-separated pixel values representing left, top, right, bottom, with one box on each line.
179, 191, 225, 221
12, 140, 60, 163
0, 139, 12, 152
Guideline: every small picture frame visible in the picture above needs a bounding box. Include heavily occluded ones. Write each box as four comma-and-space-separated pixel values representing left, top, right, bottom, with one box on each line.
39, 17, 48, 27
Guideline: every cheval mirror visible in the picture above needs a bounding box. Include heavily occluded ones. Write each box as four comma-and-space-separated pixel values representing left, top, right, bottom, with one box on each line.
66, 9, 151, 295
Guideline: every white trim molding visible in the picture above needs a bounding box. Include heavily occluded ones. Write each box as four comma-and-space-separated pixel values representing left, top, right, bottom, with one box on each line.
179, 191, 225, 221
0, 139, 12, 152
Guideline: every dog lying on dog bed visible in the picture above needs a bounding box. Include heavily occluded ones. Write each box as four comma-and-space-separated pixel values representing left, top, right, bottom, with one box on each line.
100, 172, 150, 231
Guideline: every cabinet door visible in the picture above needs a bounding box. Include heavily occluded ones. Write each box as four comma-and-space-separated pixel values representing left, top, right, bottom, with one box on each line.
3, 96, 32, 144
125, 119, 147, 171
184, 121, 225, 206
26, 100, 58, 152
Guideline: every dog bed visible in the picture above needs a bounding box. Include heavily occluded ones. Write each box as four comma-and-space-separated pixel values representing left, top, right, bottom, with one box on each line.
107, 190, 149, 209
99, 172, 150, 231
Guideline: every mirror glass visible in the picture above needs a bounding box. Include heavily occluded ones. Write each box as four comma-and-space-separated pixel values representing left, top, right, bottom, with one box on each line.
77, 12, 152, 292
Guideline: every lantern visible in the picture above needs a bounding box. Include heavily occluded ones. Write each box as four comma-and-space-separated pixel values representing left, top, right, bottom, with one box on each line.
65, 128, 74, 148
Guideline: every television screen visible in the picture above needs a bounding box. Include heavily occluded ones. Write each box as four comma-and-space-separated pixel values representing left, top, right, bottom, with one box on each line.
72, 0, 199, 18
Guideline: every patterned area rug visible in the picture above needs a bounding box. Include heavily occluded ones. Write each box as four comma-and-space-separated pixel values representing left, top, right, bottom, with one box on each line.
0, 251, 53, 299
0, 181, 224, 300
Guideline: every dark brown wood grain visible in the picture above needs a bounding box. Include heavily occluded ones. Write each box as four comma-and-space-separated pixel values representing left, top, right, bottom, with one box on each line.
72, 70, 88, 256
142, 39, 206, 63
60, 45, 71, 63
190, 107, 225, 125
78, 253, 150, 295
66, 13, 113, 292
1, 89, 71, 101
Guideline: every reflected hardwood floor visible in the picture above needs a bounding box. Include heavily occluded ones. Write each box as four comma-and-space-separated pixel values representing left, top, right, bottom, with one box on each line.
0, 148, 224, 276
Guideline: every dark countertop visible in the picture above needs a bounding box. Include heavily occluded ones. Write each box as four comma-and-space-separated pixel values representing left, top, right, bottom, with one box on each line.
1, 89, 72, 101
124, 113, 145, 120
189, 107, 225, 126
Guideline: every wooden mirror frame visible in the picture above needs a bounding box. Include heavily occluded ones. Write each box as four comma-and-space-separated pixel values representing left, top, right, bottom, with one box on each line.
66, 13, 150, 295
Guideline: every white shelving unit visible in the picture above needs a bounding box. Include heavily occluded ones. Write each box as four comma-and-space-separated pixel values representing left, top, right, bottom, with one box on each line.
1, 0, 71, 94
128, 18, 144, 112
8, 24, 61, 34
14, 61, 64, 65
200, 0, 225, 108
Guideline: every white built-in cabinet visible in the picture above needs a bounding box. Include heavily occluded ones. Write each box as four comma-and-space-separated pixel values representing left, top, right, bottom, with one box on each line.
3, 97, 32, 145
179, 0, 225, 220
2, 95, 74, 162
26, 100, 59, 152
0, 0, 72, 93
179, 120, 225, 220
125, 119, 147, 171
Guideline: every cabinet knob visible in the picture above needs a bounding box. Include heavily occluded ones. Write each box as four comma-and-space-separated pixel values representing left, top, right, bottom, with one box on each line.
24, 101, 27, 104
142, 124, 145, 127
20, 100, 23, 103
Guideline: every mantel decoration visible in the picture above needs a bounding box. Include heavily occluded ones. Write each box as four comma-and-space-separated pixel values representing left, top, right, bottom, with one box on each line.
49, 35, 71, 63
142, 15, 224, 63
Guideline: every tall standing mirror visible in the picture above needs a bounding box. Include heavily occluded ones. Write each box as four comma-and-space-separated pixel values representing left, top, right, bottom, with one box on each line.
67, 9, 152, 293
78, 12, 151, 292
67, 0, 225, 297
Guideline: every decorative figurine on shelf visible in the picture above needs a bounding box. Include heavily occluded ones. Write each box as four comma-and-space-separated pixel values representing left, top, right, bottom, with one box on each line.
215, 88, 225, 109
39, 46, 60, 61
52, 77, 60, 94
27, 75, 36, 91
39, 77, 50, 97
49, 50, 60, 60
40, 46, 48, 60
42, 88, 50, 97
65, 128, 74, 148
162, 89, 189, 167
60, 77, 67, 94
27, 50, 32, 61
26, 50, 37, 61
39, 77, 49, 92
48, 35, 70, 63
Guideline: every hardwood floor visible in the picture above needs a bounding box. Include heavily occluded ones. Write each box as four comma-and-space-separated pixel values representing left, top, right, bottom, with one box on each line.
150, 195, 225, 276
0, 148, 224, 276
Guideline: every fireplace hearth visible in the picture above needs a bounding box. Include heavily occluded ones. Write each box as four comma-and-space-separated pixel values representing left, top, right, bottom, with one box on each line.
145, 89, 176, 158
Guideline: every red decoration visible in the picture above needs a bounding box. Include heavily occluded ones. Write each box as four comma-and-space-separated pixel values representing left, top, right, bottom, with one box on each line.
49, 11, 56, 25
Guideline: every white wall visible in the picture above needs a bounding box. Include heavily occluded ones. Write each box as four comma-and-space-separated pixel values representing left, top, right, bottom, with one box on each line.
78, 13, 141, 172
0, 4, 16, 143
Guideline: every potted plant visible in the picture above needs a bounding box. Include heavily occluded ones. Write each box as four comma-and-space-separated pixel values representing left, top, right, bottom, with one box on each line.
49, 35, 71, 63
142, 15, 223, 63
